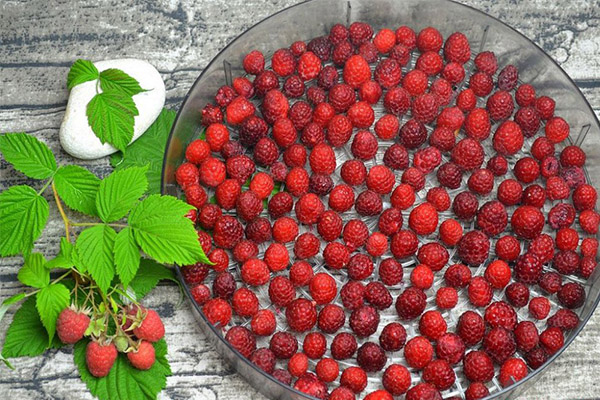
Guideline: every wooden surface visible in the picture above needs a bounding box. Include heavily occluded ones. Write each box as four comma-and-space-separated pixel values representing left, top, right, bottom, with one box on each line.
1, 0, 600, 398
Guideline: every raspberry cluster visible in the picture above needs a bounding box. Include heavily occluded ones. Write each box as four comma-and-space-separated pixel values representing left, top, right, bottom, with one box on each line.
178, 22, 598, 399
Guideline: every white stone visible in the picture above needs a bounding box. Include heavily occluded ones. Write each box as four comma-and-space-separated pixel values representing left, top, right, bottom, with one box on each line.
59, 58, 166, 160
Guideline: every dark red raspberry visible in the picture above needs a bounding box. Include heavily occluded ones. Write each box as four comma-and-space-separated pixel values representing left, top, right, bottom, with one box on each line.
349, 21, 374, 46
364, 282, 393, 310
239, 115, 268, 147
553, 250, 580, 275
269, 331, 298, 359
323, 242, 349, 270
465, 383, 489, 400
399, 118, 427, 150
436, 333, 465, 365
212, 271, 236, 299
485, 301, 517, 331
468, 168, 494, 195
516, 83, 536, 106
201, 103, 223, 126
557, 282, 586, 309
452, 138, 484, 171
309, 173, 334, 196
522, 184, 547, 208
406, 384, 441, 400
511, 206, 545, 239
378, 258, 404, 286
268, 276, 295, 307
453, 191, 479, 221
382, 144, 409, 171
355, 190, 383, 217
318, 304, 346, 334
181, 263, 209, 286
349, 305, 380, 338
457, 311, 485, 346
356, 342, 387, 372
225, 326, 256, 358
347, 253, 374, 280
283, 75, 305, 98
442, 61, 466, 84
437, 162, 463, 189
412, 93, 439, 124
254, 70, 280, 98
539, 272, 562, 294
294, 232, 321, 259
514, 321, 539, 352
340, 281, 365, 311
429, 127, 456, 152
384, 86, 411, 115
379, 322, 407, 352
540, 327, 564, 355
515, 106, 541, 137
395, 287, 427, 321
243, 50, 265, 75
285, 298, 317, 332
505, 282, 530, 308
477, 200, 508, 236
374, 58, 402, 89
213, 215, 243, 249
514, 252, 543, 284
351, 130, 378, 160
444, 263, 472, 288
497, 64, 519, 90
525, 347, 548, 370
236, 190, 263, 222
413, 146, 442, 174
548, 308, 580, 331
548, 202, 576, 230
423, 359, 456, 391
463, 350, 495, 383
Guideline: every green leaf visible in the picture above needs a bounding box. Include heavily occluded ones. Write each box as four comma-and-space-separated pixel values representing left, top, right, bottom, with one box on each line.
74, 339, 170, 400
17, 253, 49, 288
54, 165, 100, 216
2, 297, 60, 359
0, 185, 49, 256
36, 283, 70, 344
110, 108, 176, 195
86, 91, 139, 152
67, 59, 99, 89
114, 227, 140, 288
76, 225, 117, 293
0, 133, 57, 179
96, 166, 148, 223
0, 293, 26, 341
129, 259, 176, 300
99, 68, 145, 97
129, 196, 208, 265
46, 237, 75, 269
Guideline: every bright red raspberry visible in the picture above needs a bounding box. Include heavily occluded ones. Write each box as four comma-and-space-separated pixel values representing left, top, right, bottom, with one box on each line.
469, 72, 494, 97
442, 61, 466, 84
316, 358, 339, 383
493, 120, 524, 155
226, 96, 255, 126
463, 350, 494, 383
429, 126, 456, 152
580, 209, 600, 233
436, 332, 465, 365
413, 146, 442, 174
390, 183, 415, 209
365, 231, 388, 256
416, 51, 443, 76
366, 165, 396, 195
329, 184, 355, 212
545, 116, 570, 143
272, 216, 299, 243
374, 114, 399, 140
423, 359, 456, 391
359, 80, 383, 104
347, 101, 375, 128
514, 157, 540, 183
451, 138, 484, 171
202, 298, 232, 327
297, 51, 322, 81
390, 229, 419, 259
402, 69, 429, 97
499, 357, 528, 387
419, 310, 447, 341
409, 203, 438, 235
485, 260, 511, 289
439, 219, 463, 246
294, 232, 320, 259
318, 304, 345, 334
468, 168, 494, 195
444, 31, 471, 63
540, 327, 565, 355
404, 336, 433, 370
323, 242, 349, 269
382, 364, 411, 395
343, 55, 371, 88
410, 264, 434, 290
468, 276, 493, 307
417, 26, 443, 52
473, 50, 498, 74
456, 88, 477, 112
340, 366, 368, 394
464, 108, 491, 140
511, 206, 545, 239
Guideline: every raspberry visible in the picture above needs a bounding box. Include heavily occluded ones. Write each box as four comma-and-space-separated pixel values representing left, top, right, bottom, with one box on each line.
243, 50, 265, 75
264, 243, 289, 272
548, 308, 580, 331
356, 342, 387, 372
347, 101, 375, 128
184, 184, 207, 210
241, 258, 270, 286
343, 219, 369, 251
540, 155, 560, 178
316, 211, 342, 243
468, 276, 493, 307
545, 116, 570, 143
457, 311, 485, 346
522, 184, 547, 207
555, 227, 578, 252
465, 383, 489, 400
304, 332, 327, 359
426, 187, 450, 211
484, 260, 511, 289
458, 230, 490, 266
463, 350, 495, 383
251, 348, 276, 374
239, 115, 268, 147
485, 301, 517, 331
312, 103, 335, 128
423, 359, 456, 390
213, 271, 236, 299
406, 384, 442, 400
372, 27, 396, 53
437, 162, 463, 189
285, 298, 317, 332
176, 162, 199, 189
374, 58, 402, 88
390, 183, 416, 209
316, 358, 339, 383
442, 61, 466, 84
235, 190, 262, 222
378, 258, 404, 286
469, 72, 494, 97
514, 252, 543, 284
525, 347, 548, 370
429, 127, 456, 152
327, 114, 353, 147
343, 55, 371, 89
309, 272, 337, 305
185, 139, 211, 165
267, 276, 295, 308
347, 253, 374, 280
411, 264, 434, 290
436, 333, 465, 365
190, 284, 211, 305
437, 103, 464, 128
417, 242, 449, 271
289, 260, 314, 287
249, 173, 274, 201
395, 287, 427, 320
225, 326, 256, 358
580, 209, 600, 233
419, 310, 447, 341
580, 256, 597, 278
477, 200, 508, 236
349, 21, 374, 45
379, 322, 407, 352
573, 184, 597, 211
318, 304, 346, 333
515, 106, 541, 137
395, 25, 417, 49
86, 341, 118, 377
358, 81, 383, 105
456, 88, 477, 112
513, 157, 540, 183
548, 202, 576, 229
451, 138, 484, 170
261, 89, 289, 125
202, 298, 232, 327
382, 144, 409, 171
329, 184, 355, 212
284, 144, 308, 168
349, 305, 380, 337
297, 51, 322, 81
366, 232, 388, 256
226, 155, 256, 185
499, 357, 527, 387
487, 154, 508, 176
413, 146, 442, 174
331, 332, 358, 360
444, 31, 470, 63
378, 208, 403, 237
505, 282, 530, 308
201, 103, 223, 126
439, 219, 463, 246
289, 100, 313, 131
267, 192, 293, 219
540, 327, 564, 355
412, 93, 439, 124
493, 120, 524, 155
285, 167, 309, 197
390, 229, 419, 259
468, 168, 494, 195
516, 83, 536, 106
283, 75, 305, 98
182, 262, 209, 286
226, 96, 256, 126
416, 51, 443, 76
536, 95, 556, 119
399, 168, 424, 193
417, 26, 443, 52
294, 232, 321, 259
56, 308, 90, 344
497, 64, 519, 90
384, 86, 411, 116
295, 193, 324, 225
213, 215, 243, 249
270, 331, 298, 360
514, 321, 539, 352
351, 130, 378, 160
404, 336, 433, 369
399, 118, 428, 150
560, 145, 586, 168
465, 108, 491, 140
382, 364, 411, 396
323, 242, 349, 270
527, 296, 550, 320
558, 282, 586, 309
288, 352, 309, 378
329, 387, 355, 400
511, 206, 545, 239
233, 76, 254, 98
127, 340, 156, 371
329, 24, 349, 44
340, 366, 368, 394
539, 272, 562, 294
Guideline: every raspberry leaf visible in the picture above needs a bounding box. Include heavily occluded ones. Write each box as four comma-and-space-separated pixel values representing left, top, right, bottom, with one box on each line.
128, 195, 208, 265
110, 108, 176, 194
36, 283, 70, 344
0, 133, 57, 179
54, 165, 101, 216
86, 90, 139, 152
2, 297, 61, 360
74, 338, 171, 400
0, 185, 49, 256
67, 59, 99, 89
128, 259, 177, 300
99, 68, 146, 97
113, 227, 141, 288
76, 224, 117, 293
96, 166, 148, 223
46, 237, 76, 270
17, 253, 49, 288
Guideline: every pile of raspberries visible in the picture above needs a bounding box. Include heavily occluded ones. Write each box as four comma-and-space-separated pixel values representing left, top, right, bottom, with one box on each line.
174, 21, 599, 400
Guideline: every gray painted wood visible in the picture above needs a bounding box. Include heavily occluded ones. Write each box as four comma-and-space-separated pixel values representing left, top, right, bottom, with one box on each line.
0, 0, 599, 398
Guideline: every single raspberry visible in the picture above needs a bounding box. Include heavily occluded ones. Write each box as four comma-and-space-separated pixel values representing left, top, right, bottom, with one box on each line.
384, 86, 411, 115
419, 310, 447, 341
540, 327, 564, 355
439, 219, 463, 246
294, 232, 321, 259
383, 144, 409, 171
417, 242, 449, 271
358, 41, 378, 63
547, 308, 580, 331
458, 230, 490, 266
437, 162, 463, 189
580, 256, 597, 278
485, 301, 518, 331
190, 284, 211, 305
329, 23, 349, 44
226, 155, 256, 185
412, 93, 439, 124
514, 252, 543, 284
378, 258, 404, 286
531, 137, 555, 161
285, 298, 317, 332
525, 347, 548, 370
366, 232, 388, 256
297, 51, 322, 81
378, 208, 403, 237
487, 154, 509, 176
579, 209, 600, 233
493, 120, 524, 155
514, 157, 540, 183
349, 305, 380, 338
308, 272, 337, 305
288, 352, 309, 378
374, 58, 402, 88
238, 115, 268, 147
307, 86, 327, 104
528, 296, 551, 320
283, 75, 305, 98
127, 340, 156, 371
295, 193, 324, 225
469, 72, 494, 97
318, 304, 346, 334
515, 83, 536, 107
423, 359, 456, 390
539, 271, 563, 294
558, 282, 586, 309
349, 21, 374, 45
417, 26, 443, 52
477, 200, 508, 236
323, 242, 350, 270
429, 127, 456, 152
573, 184, 597, 211
416, 51, 444, 76
444, 263, 471, 288
413, 146, 442, 174
289, 100, 313, 131
522, 184, 547, 207
233, 76, 254, 98
283, 144, 307, 168
56, 308, 90, 344
329, 387, 355, 400
213, 215, 243, 249
436, 333, 465, 365
452, 138, 484, 171
499, 357, 528, 387
343, 55, 371, 88
329, 184, 355, 213
351, 130, 378, 160
442, 61, 466, 84
411, 264, 434, 290
379, 322, 407, 352
185, 139, 211, 165
399, 119, 428, 150
316, 358, 339, 383
406, 384, 442, 400
541, 155, 560, 178
390, 183, 416, 209
347, 253, 374, 280
463, 350, 495, 383
444, 31, 470, 63
202, 298, 232, 326
175, 162, 199, 189
285, 167, 309, 197
359, 80, 383, 104
331, 332, 358, 360
267, 192, 293, 219
357, 342, 387, 372
404, 336, 434, 369
465, 108, 491, 140
484, 260, 512, 289
241, 258, 270, 286
270, 331, 298, 359
225, 326, 256, 358
181, 262, 209, 285
253, 70, 280, 98
514, 321, 539, 352
515, 106, 541, 137
465, 383, 489, 400
243, 50, 265, 75
340, 366, 368, 394
468, 276, 493, 307
505, 282, 530, 308
390, 229, 419, 259
395, 25, 417, 49
395, 287, 427, 321
468, 168, 494, 195
382, 364, 411, 396
264, 243, 290, 272
327, 114, 353, 147
251, 348, 276, 374
373, 27, 397, 53
343, 219, 369, 251
548, 202, 576, 230
201, 103, 223, 126
235, 190, 262, 222
289, 260, 314, 287
232, 287, 260, 317
302, 333, 327, 363
545, 116, 570, 143
511, 206, 545, 239
456, 88, 477, 112
457, 311, 485, 346
86, 341, 118, 377
213, 271, 236, 299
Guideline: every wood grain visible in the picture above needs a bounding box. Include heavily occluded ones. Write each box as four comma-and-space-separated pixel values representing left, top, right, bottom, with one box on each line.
1, 0, 600, 399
